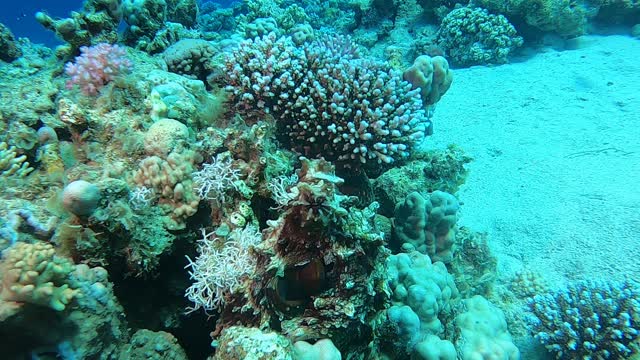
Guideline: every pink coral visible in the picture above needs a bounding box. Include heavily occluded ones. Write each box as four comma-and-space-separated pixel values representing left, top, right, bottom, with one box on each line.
65, 43, 132, 96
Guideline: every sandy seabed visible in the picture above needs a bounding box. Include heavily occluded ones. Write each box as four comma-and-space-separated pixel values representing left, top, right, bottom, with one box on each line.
427, 35, 640, 286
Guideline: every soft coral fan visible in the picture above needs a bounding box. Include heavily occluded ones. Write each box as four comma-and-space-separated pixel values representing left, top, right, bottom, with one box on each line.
224, 33, 430, 175
65, 43, 132, 96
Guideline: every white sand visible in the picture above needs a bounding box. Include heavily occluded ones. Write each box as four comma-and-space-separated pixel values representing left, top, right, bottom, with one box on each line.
426, 35, 640, 286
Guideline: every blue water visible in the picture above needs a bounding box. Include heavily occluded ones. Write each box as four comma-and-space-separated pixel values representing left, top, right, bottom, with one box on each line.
0, 1, 237, 47
0, 1, 80, 47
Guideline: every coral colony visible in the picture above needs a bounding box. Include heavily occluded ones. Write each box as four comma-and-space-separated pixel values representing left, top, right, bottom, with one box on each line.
0, 0, 638, 359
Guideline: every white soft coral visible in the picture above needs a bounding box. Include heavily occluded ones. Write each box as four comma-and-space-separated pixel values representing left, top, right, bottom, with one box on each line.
184, 225, 261, 313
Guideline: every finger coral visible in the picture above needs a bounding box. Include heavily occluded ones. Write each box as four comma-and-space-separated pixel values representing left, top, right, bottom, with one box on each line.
0, 242, 79, 312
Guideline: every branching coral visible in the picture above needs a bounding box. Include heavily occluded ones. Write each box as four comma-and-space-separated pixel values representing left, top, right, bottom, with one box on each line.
224, 33, 431, 175
528, 280, 640, 359
0, 142, 33, 179
0, 242, 79, 312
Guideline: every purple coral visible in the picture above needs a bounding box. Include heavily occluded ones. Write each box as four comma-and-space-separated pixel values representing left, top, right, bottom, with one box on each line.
65, 43, 132, 96
224, 33, 430, 174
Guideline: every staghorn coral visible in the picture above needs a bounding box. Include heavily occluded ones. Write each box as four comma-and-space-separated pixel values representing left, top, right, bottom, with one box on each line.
528, 280, 640, 359
437, 7, 523, 67
224, 33, 431, 175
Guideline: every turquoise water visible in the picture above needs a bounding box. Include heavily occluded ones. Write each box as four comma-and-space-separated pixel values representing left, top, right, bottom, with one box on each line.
0, 1, 639, 359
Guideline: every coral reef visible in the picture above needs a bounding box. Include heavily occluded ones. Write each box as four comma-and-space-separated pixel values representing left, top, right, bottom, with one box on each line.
0, 243, 132, 359
0, 0, 557, 357
392, 191, 460, 264
0, 23, 22, 62
224, 33, 431, 175
437, 7, 523, 66
65, 43, 132, 96
456, 295, 520, 359
35, 0, 122, 54
472, 0, 600, 38
528, 280, 640, 359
